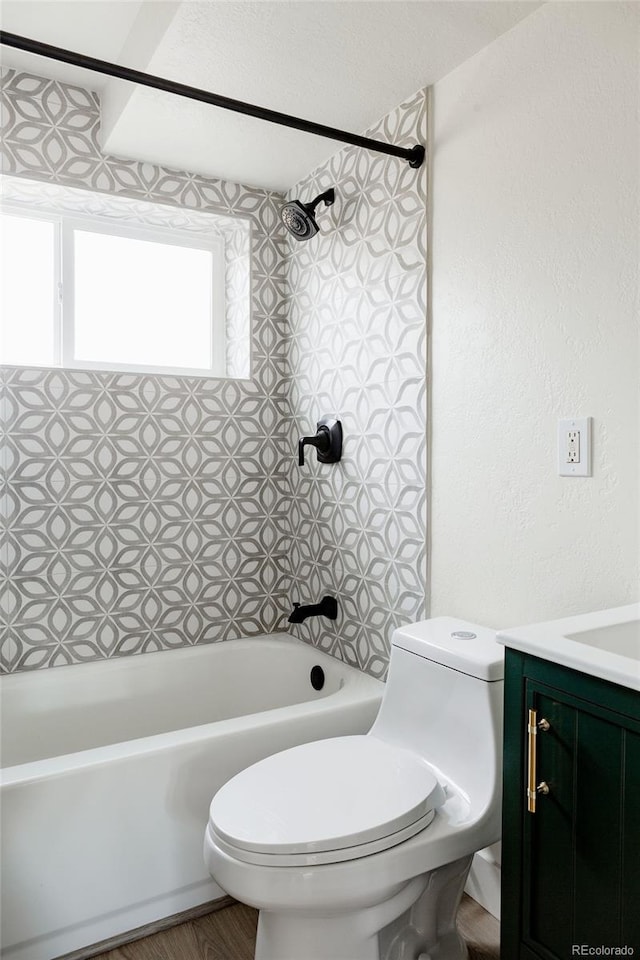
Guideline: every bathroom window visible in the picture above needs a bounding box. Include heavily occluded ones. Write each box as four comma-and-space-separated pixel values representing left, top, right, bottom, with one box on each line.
1, 208, 226, 376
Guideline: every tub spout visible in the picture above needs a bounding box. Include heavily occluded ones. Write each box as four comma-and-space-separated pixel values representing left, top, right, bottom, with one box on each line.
288, 596, 338, 624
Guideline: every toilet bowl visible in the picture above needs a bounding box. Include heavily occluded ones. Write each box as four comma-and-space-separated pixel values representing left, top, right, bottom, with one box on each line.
203, 617, 504, 960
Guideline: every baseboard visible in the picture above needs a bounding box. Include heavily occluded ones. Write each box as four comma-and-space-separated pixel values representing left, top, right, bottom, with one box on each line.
52, 895, 234, 960
465, 849, 501, 921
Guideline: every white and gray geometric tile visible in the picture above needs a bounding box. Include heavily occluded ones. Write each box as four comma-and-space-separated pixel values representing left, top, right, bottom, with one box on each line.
1, 67, 429, 678
0, 362, 291, 671
283, 89, 428, 678
0, 68, 289, 672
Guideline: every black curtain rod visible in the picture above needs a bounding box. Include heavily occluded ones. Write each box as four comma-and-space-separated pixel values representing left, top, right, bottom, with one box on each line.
0, 31, 425, 170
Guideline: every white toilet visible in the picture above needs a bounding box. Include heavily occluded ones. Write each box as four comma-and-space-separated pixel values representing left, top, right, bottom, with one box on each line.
203, 617, 504, 960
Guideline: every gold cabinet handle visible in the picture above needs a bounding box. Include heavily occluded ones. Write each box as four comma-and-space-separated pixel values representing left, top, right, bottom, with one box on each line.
527, 709, 551, 813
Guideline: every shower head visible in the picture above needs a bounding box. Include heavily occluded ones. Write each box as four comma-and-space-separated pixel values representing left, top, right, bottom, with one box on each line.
280, 188, 335, 241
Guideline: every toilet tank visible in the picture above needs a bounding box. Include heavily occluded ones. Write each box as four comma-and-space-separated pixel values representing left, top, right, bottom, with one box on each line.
369, 618, 504, 811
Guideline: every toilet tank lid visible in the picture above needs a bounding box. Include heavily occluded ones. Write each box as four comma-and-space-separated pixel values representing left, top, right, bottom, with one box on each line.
392, 617, 504, 681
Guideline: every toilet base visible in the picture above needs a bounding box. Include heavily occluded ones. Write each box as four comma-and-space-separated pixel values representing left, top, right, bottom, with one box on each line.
254, 855, 473, 960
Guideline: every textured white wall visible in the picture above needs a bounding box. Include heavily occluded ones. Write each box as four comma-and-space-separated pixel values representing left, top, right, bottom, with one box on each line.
430, 2, 639, 630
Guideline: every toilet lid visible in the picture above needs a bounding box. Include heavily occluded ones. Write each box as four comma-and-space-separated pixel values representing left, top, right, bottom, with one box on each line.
210, 735, 443, 860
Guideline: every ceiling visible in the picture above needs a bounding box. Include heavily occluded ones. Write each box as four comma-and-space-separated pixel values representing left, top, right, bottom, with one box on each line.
0, 1, 146, 88
0, 0, 542, 192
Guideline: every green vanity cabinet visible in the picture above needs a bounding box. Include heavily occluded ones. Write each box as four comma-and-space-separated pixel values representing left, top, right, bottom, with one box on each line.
501, 649, 640, 959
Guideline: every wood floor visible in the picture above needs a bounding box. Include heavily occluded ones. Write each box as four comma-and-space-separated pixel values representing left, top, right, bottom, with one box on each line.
91, 895, 499, 960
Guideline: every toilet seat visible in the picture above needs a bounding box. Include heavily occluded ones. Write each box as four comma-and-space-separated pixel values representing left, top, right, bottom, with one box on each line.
209, 735, 445, 867
209, 807, 437, 866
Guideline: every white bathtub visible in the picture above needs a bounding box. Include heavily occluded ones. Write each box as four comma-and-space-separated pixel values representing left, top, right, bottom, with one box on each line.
0, 635, 383, 960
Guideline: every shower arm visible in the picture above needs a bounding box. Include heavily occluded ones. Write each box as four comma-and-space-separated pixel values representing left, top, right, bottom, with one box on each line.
0, 31, 425, 170
304, 188, 335, 215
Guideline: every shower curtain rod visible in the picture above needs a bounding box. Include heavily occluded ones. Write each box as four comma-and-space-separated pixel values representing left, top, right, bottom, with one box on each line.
0, 31, 425, 169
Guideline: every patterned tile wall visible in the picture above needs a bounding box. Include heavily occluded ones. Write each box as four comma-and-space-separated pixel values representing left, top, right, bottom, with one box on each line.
283, 90, 428, 678
0, 67, 429, 679
0, 68, 290, 671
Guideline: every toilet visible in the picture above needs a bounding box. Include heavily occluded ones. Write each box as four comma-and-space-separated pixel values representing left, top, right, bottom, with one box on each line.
203, 617, 504, 960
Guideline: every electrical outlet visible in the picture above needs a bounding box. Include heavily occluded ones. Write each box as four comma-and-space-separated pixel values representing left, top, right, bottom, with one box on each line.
558, 418, 592, 477
567, 431, 580, 463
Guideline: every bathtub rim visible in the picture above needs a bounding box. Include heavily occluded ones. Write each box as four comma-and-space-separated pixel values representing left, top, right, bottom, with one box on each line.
1, 635, 383, 786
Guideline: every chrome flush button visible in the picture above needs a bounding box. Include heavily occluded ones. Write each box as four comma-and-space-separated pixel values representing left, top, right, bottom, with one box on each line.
451, 630, 477, 640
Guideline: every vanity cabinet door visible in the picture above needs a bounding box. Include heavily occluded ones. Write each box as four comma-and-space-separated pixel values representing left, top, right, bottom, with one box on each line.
522, 687, 576, 959
502, 652, 640, 960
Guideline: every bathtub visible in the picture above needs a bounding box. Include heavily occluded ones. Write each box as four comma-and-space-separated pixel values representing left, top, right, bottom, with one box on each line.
0, 635, 383, 960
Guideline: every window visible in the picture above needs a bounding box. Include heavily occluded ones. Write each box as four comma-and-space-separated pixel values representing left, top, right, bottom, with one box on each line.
1, 207, 226, 377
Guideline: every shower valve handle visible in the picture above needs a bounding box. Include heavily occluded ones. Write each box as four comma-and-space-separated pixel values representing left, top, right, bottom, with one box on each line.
298, 429, 329, 466
298, 417, 342, 467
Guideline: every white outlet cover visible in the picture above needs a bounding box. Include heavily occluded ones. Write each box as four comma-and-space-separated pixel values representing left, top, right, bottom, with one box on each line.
558, 417, 592, 477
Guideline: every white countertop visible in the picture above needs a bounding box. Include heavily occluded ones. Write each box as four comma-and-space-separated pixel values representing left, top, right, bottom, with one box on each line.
497, 603, 640, 692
